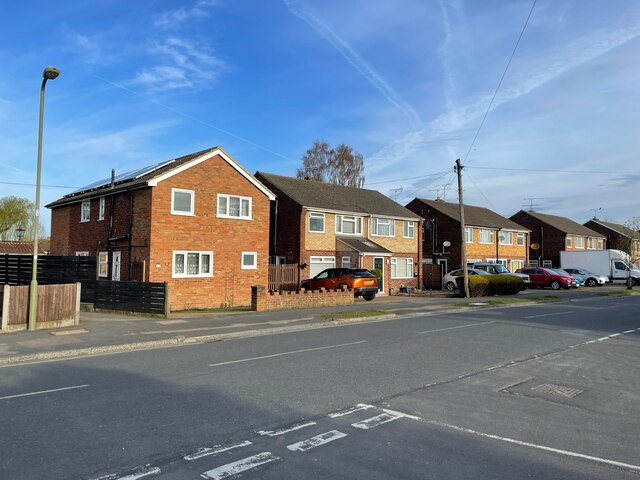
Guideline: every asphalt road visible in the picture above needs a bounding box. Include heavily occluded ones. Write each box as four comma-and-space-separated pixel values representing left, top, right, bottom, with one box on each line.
1, 294, 639, 479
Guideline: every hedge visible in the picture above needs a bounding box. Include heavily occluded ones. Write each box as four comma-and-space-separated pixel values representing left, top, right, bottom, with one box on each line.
455, 274, 524, 297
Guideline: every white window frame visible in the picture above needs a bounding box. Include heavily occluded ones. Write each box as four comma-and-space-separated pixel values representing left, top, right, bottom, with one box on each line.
98, 197, 105, 221
391, 257, 414, 279
478, 228, 494, 244
335, 215, 362, 235
587, 238, 595, 250
403, 221, 415, 239
574, 236, 585, 249
241, 251, 258, 270
172, 251, 214, 278
341, 256, 351, 268
309, 212, 325, 233
171, 188, 195, 216
566, 236, 572, 248
499, 231, 513, 245
80, 200, 91, 222
217, 194, 252, 220
371, 217, 395, 237
517, 233, 525, 246
75, 251, 89, 256
465, 227, 473, 243
98, 251, 108, 277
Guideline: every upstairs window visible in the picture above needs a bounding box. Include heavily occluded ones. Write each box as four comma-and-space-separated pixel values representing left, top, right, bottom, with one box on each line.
465, 227, 474, 243
172, 189, 195, 216
98, 197, 105, 221
499, 231, 513, 245
81, 200, 91, 222
478, 229, 494, 244
309, 212, 325, 233
218, 194, 251, 220
517, 233, 525, 246
336, 215, 362, 235
404, 221, 415, 238
372, 217, 395, 237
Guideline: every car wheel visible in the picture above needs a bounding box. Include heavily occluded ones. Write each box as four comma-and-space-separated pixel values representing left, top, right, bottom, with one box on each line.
363, 293, 375, 301
550, 281, 561, 290
445, 282, 456, 292
586, 278, 597, 287
633, 278, 639, 287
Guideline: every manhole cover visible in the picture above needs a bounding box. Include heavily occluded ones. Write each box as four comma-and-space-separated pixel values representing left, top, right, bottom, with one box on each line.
530, 383, 583, 398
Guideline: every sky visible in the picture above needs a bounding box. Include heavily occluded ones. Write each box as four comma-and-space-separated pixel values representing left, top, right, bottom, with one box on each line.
1, 0, 640, 234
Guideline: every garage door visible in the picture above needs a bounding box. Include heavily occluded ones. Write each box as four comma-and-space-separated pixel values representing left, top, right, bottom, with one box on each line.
310, 256, 335, 278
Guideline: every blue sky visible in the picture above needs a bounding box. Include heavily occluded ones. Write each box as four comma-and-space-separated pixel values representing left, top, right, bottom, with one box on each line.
1, 0, 640, 233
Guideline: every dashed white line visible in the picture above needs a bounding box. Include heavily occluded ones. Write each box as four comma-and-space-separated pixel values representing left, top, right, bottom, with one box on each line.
0, 384, 89, 401
200, 452, 280, 479
90, 466, 161, 480
328, 403, 376, 418
417, 321, 495, 335
184, 440, 252, 461
257, 421, 316, 437
524, 311, 573, 319
609, 333, 621, 337
286, 430, 347, 452
208, 341, 366, 367
426, 419, 640, 473
623, 330, 635, 334
351, 412, 402, 430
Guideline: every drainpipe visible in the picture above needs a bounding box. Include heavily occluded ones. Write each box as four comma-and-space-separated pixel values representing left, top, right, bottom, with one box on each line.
272, 198, 278, 263
128, 191, 134, 281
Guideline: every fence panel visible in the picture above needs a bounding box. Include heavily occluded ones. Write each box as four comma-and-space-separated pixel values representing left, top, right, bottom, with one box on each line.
269, 264, 299, 291
0, 254, 96, 285
422, 264, 443, 290
93, 281, 167, 315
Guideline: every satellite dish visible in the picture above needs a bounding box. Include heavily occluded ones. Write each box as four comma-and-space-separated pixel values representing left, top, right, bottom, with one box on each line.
443, 241, 451, 248
530, 242, 540, 250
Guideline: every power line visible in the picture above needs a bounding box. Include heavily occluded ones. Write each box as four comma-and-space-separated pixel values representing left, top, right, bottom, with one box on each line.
465, 169, 497, 211
463, 0, 537, 164
467, 165, 638, 175
0, 180, 77, 189
365, 169, 450, 186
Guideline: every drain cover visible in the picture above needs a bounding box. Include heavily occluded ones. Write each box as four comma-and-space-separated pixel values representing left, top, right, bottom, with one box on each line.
530, 383, 583, 398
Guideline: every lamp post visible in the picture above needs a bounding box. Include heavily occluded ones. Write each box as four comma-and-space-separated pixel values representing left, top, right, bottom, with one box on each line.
16, 225, 26, 241
28, 66, 60, 331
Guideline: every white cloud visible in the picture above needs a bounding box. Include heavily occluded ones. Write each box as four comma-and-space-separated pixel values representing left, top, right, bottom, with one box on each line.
155, 0, 219, 27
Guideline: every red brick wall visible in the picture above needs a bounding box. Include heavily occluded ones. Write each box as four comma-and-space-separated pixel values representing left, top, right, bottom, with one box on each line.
251, 284, 353, 311
148, 154, 271, 310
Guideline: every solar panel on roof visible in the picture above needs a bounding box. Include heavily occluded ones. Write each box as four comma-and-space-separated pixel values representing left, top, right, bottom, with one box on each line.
66, 158, 175, 197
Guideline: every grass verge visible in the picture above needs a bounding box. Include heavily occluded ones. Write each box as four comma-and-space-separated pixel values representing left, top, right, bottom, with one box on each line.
317, 310, 390, 321
597, 289, 635, 296
458, 295, 561, 307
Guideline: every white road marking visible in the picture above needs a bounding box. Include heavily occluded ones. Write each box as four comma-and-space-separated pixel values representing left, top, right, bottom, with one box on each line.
208, 341, 366, 367
623, 330, 635, 334
200, 452, 280, 479
524, 311, 573, 319
597, 336, 610, 342
417, 321, 495, 335
90, 466, 161, 480
328, 403, 376, 418
286, 430, 347, 452
426, 419, 640, 473
184, 440, 252, 461
609, 333, 621, 337
257, 421, 316, 437
0, 384, 89, 401
351, 412, 402, 429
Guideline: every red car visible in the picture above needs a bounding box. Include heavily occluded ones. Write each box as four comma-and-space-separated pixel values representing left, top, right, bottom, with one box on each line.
516, 267, 573, 290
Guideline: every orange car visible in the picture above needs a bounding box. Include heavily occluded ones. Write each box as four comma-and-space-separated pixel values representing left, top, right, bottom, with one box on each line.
300, 268, 379, 300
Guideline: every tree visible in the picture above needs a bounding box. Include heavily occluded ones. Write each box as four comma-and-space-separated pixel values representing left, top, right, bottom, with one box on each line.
0, 196, 33, 241
296, 140, 365, 187
616, 216, 640, 288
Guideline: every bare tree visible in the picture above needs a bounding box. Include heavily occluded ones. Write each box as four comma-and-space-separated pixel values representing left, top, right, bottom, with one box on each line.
297, 140, 365, 187
614, 217, 640, 288
0, 196, 33, 241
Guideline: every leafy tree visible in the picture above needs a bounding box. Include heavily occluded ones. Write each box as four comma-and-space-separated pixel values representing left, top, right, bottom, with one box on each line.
296, 140, 365, 187
0, 196, 34, 241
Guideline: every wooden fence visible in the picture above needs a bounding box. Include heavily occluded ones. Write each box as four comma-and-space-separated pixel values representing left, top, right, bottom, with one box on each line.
87, 280, 168, 315
268, 264, 299, 291
1, 283, 80, 331
422, 264, 443, 290
0, 254, 96, 285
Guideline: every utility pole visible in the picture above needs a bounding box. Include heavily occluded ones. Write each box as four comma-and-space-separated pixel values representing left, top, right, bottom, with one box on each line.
455, 159, 469, 298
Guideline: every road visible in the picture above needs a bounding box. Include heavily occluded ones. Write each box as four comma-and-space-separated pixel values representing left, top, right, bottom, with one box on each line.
1, 294, 639, 479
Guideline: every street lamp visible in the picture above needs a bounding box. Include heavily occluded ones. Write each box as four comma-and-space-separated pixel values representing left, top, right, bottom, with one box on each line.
28, 65, 60, 331
16, 225, 26, 241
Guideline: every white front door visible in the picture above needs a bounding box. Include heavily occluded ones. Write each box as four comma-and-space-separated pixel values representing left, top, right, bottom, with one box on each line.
112, 251, 121, 281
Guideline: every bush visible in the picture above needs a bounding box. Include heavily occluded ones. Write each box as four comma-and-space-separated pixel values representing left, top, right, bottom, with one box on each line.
455, 275, 523, 297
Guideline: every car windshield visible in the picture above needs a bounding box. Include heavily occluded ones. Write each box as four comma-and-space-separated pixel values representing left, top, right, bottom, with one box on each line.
353, 269, 375, 278
491, 264, 509, 273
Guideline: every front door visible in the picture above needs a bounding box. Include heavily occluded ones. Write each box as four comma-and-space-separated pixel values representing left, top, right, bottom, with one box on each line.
374, 257, 384, 293
112, 251, 121, 281
437, 258, 448, 288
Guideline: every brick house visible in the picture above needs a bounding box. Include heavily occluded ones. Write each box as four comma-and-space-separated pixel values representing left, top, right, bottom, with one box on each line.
254, 172, 423, 294
405, 198, 530, 273
584, 218, 640, 266
509, 210, 606, 268
46, 147, 275, 311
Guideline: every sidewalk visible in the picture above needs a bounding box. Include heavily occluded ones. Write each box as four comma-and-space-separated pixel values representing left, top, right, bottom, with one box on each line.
0, 294, 464, 366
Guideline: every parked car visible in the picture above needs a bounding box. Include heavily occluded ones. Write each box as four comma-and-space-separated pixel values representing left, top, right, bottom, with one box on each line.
552, 269, 581, 288
300, 268, 379, 300
468, 262, 531, 287
443, 268, 490, 292
562, 268, 608, 287
516, 267, 573, 290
